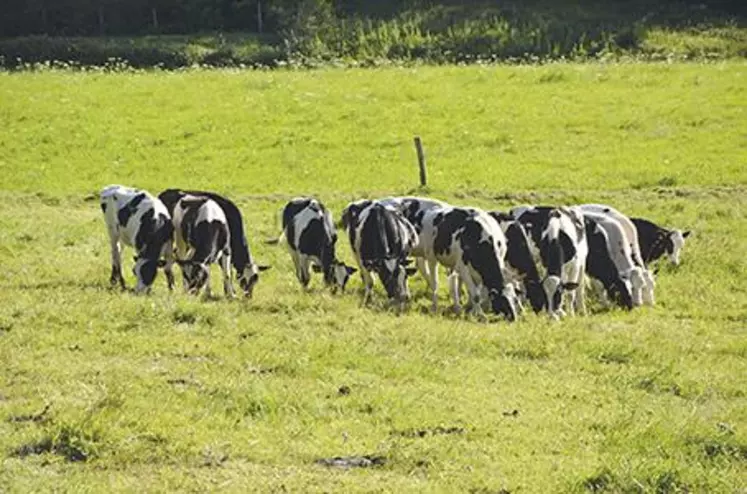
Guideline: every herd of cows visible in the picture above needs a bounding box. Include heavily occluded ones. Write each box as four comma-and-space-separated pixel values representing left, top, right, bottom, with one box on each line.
100, 184, 690, 321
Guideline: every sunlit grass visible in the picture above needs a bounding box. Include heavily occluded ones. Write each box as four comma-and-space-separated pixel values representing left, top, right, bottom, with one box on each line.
0, 63, 745, 492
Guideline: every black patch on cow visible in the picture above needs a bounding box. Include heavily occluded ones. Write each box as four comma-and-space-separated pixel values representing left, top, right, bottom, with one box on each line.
117, 193, 146, 227
357, 204, 405, 263
539, 224, 576, 278
100, 202, 107, 214
403, 200, 428, 234
458, 219, 503, 292
631, 217, 671, 264
455, 216, 515, 320
513, 206, 556, 247
283, 198, 313, 235
133, 211, 173, 288
185, 218, 229, 266
356, 203, 411, 299
503, 221, 545, 312
584, 217, 633, 309
433, 209, 472, 257
343, 200, 372, 248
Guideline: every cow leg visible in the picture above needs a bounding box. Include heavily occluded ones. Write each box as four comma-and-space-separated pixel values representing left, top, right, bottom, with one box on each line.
460, 270, 485, 321
109, 236, 125, 290
300, 255, 313, 289
416, 257, 430, 293
447, 270, 461, 314
220, 251, 235, 298
203, 267, 212, 298
360, 268, 375, 306
162, 242, 175, 292
642, 269, 656, 305
425, 258, 439, 313
543, 276, 561, 319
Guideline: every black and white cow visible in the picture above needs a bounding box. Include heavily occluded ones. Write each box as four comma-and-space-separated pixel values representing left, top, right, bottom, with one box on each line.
578, 204, 655, 305
488, 211, 547, 313
278, 197, 356, 292
171, 195, 234, 298
583, 215, 634, 310
159, 189, 270, 298
631, 217, 690, 266
341, 200, 419, 307
510, 205, 588, 319
100, 185, 174, 293
420, 206, 518, 321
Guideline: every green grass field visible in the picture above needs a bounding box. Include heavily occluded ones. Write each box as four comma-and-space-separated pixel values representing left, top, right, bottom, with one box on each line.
0, 63, 746, 493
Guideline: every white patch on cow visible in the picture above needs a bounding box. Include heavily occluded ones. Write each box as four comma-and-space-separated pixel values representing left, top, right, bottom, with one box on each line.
669, 230, 687, 265
384, 258, 398, 273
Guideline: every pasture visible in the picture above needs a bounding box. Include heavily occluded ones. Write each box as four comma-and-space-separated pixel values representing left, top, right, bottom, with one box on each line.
1, 63, 746, 493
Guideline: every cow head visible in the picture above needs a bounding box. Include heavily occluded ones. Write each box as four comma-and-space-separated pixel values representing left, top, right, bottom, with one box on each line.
610, 277, 634, 310
524, 280, 548, 313
367, 257, 416, 302
666, 229, 690, 265
488, 285, 518, 322
238, 264, 272, 298
132, 256, 165, 293
176, 259, 210, 294
328, 260, 357, 294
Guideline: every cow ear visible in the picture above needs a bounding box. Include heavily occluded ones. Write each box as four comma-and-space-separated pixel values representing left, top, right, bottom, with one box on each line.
682, 230, 691, 238
311, 264, 323, 273
257, 264, 272, 272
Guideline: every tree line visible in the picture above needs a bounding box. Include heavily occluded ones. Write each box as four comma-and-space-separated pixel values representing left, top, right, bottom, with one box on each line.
2, 0, 417, 37
2, 0, 745, 38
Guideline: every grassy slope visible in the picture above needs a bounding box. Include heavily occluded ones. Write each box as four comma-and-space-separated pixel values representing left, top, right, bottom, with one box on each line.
0, 64, 746, 493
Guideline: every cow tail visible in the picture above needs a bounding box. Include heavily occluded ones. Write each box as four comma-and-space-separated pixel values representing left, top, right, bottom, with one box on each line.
265, 205, 286, 245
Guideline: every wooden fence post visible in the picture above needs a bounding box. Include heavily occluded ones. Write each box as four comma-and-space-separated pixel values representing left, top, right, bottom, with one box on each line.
414, 136, 427, 187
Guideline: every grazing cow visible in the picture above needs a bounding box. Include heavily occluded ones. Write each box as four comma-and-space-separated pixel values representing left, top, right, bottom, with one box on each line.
100, 185, 174, 293
420, 206, 518, 321
341, 200, 419, 308
578, 204, 655, 305
171, 195, 234, 297
278, 197, 356, 292
488, 211, 547, 313
631, 217, 690, 266
510, 205, 588, 318
582, 214, 639, 310
159, 189, 270, 298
